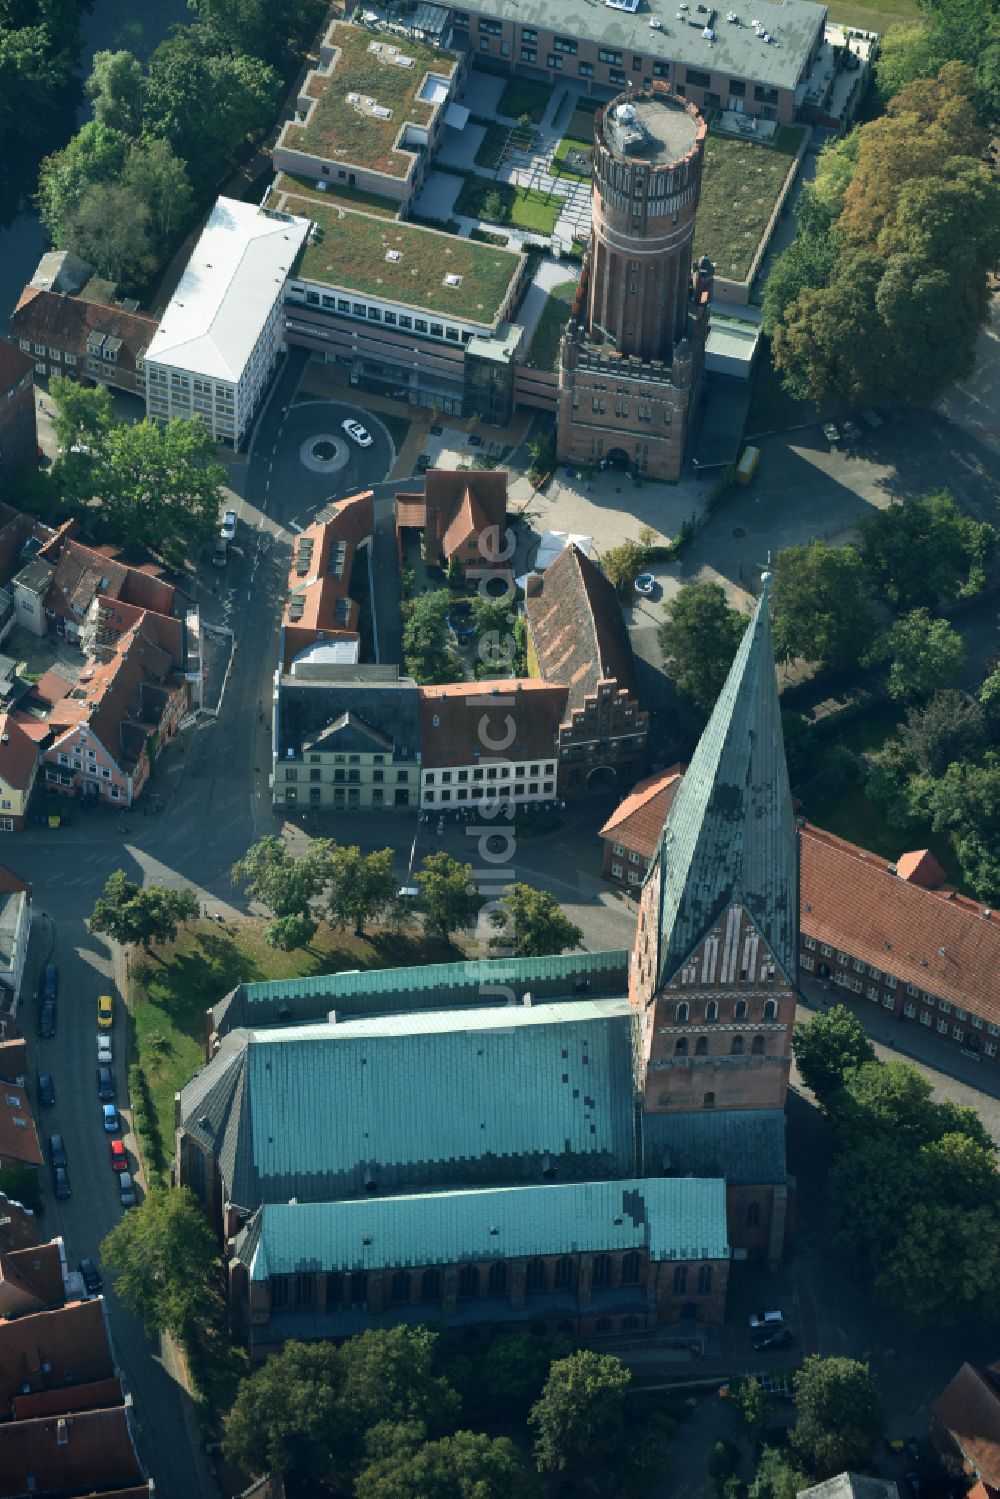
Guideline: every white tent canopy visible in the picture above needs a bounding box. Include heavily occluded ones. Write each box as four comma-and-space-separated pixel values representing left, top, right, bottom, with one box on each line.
516, 530, 594, 590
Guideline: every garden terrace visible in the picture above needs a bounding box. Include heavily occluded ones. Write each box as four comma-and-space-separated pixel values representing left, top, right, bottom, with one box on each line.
283, 22, 458, 179
271, 170, 399, 219
694, 128, 805, 281
282, 195, 524, 326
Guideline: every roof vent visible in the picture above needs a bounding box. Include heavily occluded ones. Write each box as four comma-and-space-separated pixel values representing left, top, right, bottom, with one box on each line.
887, 863, 898, 875
199, 1115, 210, 1129
522, 991, 532, 1006
443, 273, 462, 287
984, 909, 993, 920
938, 947, 946, 956
288, 1197, 297, 1205
385, 250, 402, 263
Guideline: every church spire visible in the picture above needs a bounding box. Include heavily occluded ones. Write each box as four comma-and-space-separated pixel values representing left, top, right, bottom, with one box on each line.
655, 576, 797, 986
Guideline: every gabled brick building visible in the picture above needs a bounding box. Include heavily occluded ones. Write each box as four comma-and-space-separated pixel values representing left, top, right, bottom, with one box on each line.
525, 543, 649, 795
11, 289, 157, 397
395, 470, 508, 578
281, 492, 373, 672
419, 679, 566, 811
932, 1361, 1000, 1494
799, 823, 1000, 1065
599, 766, 684, 889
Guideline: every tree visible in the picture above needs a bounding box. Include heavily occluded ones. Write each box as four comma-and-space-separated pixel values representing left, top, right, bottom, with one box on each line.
231, 835, 328, 940
482, 188, 508, 223
402, 589, 454, 683
90, 870, 199, 952
882, 609, 966, 701
96, 418, 226, 552
100, 1185, 216, 1339
731, 1377, 772, 1449
223, 1340, 345, 1484
264, 913, 316, 951
327, 844, 397, 936
790, 1356, 884, 1476
87, 49, 144, 136
925, 753, 1000, 902
791, 1006, 876, 1109
709, 1439, 740, 1498
658, 582, 746, 713
48, 373, 112, 453
416, 851, 484, 942
856, 491, 996, 612
357, 1430, 538, 1499
770, 541, 874, 671
898, 689, 987, 777
489, 883, 582, 958
451, 1330, 572, 1420
36, 120, 130, 244
337, 1327, 460, 1458
601, 536, 649, 594
748, 1447, 811, 1499
65, 181, 157, 288
529, 1351, 631, 1486
123, 137, 195, 247
189, 0, 316, 61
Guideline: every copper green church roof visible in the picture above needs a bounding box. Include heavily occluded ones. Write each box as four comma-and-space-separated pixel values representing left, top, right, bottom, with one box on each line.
654, 578, 798, 985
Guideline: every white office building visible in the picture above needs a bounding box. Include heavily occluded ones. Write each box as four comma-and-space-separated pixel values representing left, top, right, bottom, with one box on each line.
145, 197, 310, 447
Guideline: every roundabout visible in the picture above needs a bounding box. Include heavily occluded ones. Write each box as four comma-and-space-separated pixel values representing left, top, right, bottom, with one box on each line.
299, 434, 352, 475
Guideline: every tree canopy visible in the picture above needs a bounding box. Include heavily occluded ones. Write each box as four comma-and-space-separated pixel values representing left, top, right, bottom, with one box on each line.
881, 609, 966, 701
790, 1357, 884, 1476
658, 582, 746, 713
415, 851, 484, 942
356, 1429, 538, 1499
792, 1006, 876, 1109
231, 834, 328, 949
327, 844, 398, 936
100, 1186, 216, 1339
0, 0, 83, 218
489, 883, 582, 958
90, 870, 199, 953
770, 541, 875, 671
769, 65, 1000, 409
529, 1351, 631, 1486
856, 490, 995, 612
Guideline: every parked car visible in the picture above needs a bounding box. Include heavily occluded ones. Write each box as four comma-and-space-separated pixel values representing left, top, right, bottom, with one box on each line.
748, 1309, 784, 1329
842, 417, 862, 442
38, 1001, 56, 1038
752, 1327, 792, 1351
102, 1103, 120, 1132
220, 508, 238, 541
78, 1257, 103, 1294
109, 1139, 128, 1172
97, 1065, 115, 1102
822, 422, 840, 445
634, 572, 658, 597
342, 418, 373, 448
98, 993, 114, 1029
48, 1134, 67, 1169
212, 537, 228, 568
40, 963, 58, 1002
118, 1171, 136, 1208
37, 1074, 55, 1108
53, 1164, 71, 1200
97, 1034, 112, 1064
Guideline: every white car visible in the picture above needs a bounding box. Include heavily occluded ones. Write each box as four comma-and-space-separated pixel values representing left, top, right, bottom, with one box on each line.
342, 419, 373, 448
97, 1035, 112, 1063
748, 1309, 784, 1329
221, 508, 237, 541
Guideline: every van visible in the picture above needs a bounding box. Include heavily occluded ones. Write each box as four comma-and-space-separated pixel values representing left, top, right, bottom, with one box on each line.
735, 445, 760, 485
212, 538, 228, 568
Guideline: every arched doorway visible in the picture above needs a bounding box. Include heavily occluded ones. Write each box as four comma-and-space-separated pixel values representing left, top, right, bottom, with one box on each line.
586, 765, 617, 790
604, 447, 630, 471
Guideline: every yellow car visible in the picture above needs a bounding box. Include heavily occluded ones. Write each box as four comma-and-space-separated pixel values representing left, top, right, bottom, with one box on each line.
97, 994, 114, 1029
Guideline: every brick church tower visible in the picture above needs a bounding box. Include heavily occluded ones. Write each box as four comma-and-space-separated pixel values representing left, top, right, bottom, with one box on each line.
631, 578, 796, 1264
557, 88, 713, 482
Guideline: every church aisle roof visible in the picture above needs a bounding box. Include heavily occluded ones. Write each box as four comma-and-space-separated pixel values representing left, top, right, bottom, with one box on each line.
235, 1177, 729, 1278
655, 579, 797, 984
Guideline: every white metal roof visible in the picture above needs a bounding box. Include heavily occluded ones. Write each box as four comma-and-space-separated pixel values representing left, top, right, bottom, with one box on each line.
146, 198, 310, 383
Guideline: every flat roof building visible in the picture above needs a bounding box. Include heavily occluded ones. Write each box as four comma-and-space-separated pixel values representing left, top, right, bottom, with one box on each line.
145, 197, 310, 447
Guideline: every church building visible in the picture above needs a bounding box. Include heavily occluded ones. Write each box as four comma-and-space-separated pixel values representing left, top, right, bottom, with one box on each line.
176, 580, 794, 1357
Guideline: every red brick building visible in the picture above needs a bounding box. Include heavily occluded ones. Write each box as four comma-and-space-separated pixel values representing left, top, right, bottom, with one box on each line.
932, 1362, 1000, 1494
0, 339, 37, 481
395, 469, 508, 577
599, 766, 683, 889
281, 492, 373, 671
525, 543, 649, 795
11, 289, 157, 398
799, 824, 1000, 1066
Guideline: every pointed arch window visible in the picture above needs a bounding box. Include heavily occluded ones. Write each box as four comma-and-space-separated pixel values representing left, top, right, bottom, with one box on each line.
488, 1261, 507, 1295
731, 1035, 744, 1055
458, 1264, 479, 1298
695, 1036, 708, 1056
673, 1264, 687, 1294
621, 1252, 642, 1285
391, 1270, 411, 1303
422, 1268, 442, 1302
763, 999, 778, 1020
705, 1000, 718, 1022
675, 1037, 688, 1056
676, 1002, 689, 1022
752, 1035, 765, 1055
697, 1264, 713, 1294
554, 1255, 576, 1289
734, 999, 747, 1020
593, 1255, 613, 1288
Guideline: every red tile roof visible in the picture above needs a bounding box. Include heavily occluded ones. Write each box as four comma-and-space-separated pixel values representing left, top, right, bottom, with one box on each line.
0, 1298, 114, 1412
0, 1241, 65, 1315
47, 539, 175, 625
599, 766, 685, 861
11, 288, 157, 379
0, 1402, 143, 1498
281, 493, 373, 668
896, 848, 947, 888
396, 470, 507, 565
0, 338, 35, 397
419, 680, 568, 768
0, 1039, 28, 1083
12, 1376, 123, 1421
0, 1081, 43, 1169
0, 714, 42, 794
799, 824, 1000, 1021
525, 544, 640, 710
934, 1364, 1000, 1486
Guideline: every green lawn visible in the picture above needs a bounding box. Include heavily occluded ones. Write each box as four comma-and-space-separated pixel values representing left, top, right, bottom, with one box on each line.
525, 279, 578, 370
551, 134, 593, 179
454, 174, 561, 235
129, 920, 469, 1182
496, 76, 553, 123
474, 122, 535, 169
826, 0, 921, 27
695, 130, 805, 281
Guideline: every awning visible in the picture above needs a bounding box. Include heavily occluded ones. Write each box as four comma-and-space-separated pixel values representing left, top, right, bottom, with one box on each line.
445, 102, 470, 131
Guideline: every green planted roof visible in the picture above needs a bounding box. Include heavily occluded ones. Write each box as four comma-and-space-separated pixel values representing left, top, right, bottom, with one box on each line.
236, 1177, 729, 1278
